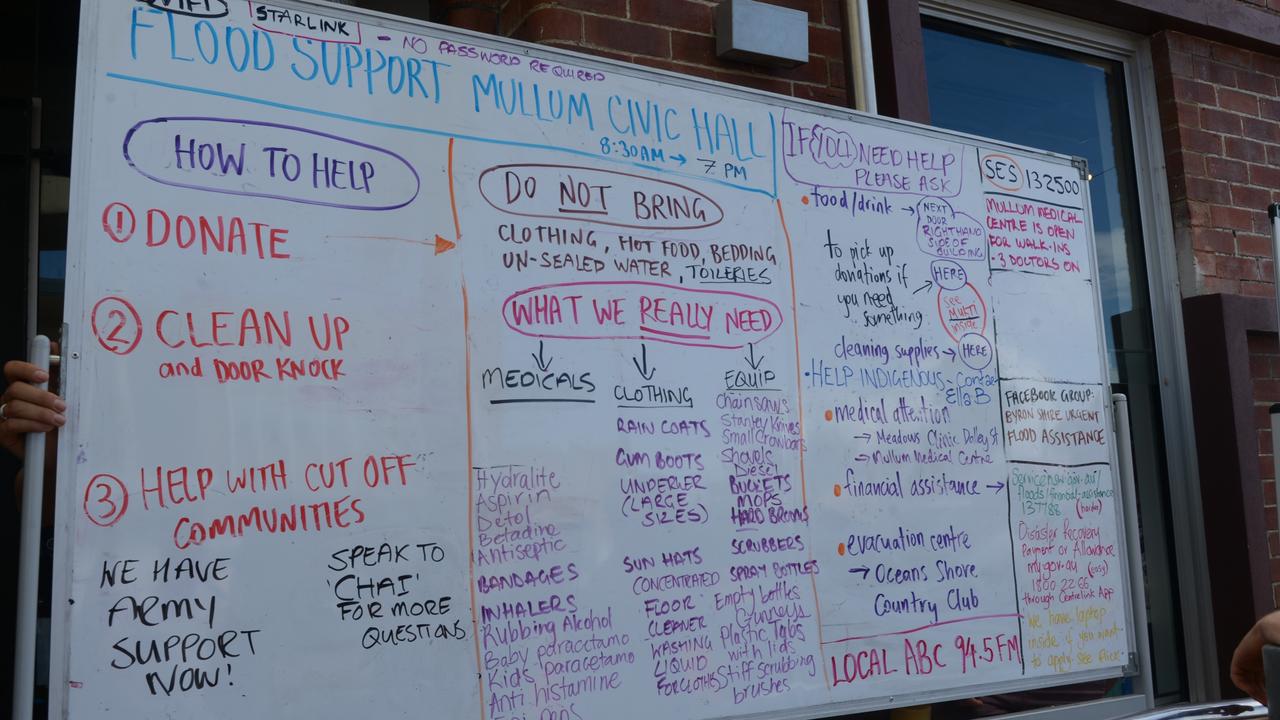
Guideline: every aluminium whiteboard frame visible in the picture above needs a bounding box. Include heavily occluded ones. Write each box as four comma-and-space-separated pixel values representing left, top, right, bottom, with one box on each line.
49, 1, 1139, 718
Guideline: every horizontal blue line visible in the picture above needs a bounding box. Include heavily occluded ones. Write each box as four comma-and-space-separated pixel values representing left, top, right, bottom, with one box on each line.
103, 71, 775, 198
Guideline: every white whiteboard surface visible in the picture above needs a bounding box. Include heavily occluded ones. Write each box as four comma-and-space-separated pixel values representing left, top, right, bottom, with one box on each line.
50, 2, 1135, 718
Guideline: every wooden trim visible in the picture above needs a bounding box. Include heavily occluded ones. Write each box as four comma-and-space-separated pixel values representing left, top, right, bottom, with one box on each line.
866, 0, 930, 123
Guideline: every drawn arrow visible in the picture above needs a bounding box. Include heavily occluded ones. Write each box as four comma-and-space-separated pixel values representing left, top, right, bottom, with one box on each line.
669, 153, 688, 166
532, 341, 553, 372
912, 280, 933, 295
853, 433, 872, 441
632, 344, 656, 381
437, 136, 462, 255
854, 453, 869, 462
904, 206, 916, 215
431, 234, 456, 255
847, 566, 871, 578
744, 343, 764, 370
986, 481, 1006, 494
942, 347, 957, 361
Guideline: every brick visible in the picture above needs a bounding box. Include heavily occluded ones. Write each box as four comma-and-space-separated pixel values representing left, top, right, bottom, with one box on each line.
1167, 32, 1212, 58
1256, 213, 1277, 235
1187, 200, 1213, 226
1269, 144, 1280, 165
1253, 354, 1273, 378
629, 0, 713, 34
1186, 176, 1231, 204
1244, 116, 1280, 144
1238, 70, 1278, 96
1251, 332, 1280, 354
1180, 127, 1223, 155
1205, 156, 1250, 184
1207, 60, 1240, 87
1211, 41, 1254, 68
1167, 50, 1196, 78
821, 0, 844, 27
1263, 98, 1280, 122
1220, 88, 1261, 116
670, 30, 716, 66
1256, 400, 1278, 428
1257, 378, 1280, 402
1194, 250, 1219, 276
828, 60, 845, 89
1172, 77, 1217, 105
1226, 136, 1268, 163
549, 0, 628, 14
1271, 531, 1280, 557
1166, 150, 1201, 180
1201, 107, 1243, 134
628, 56, 716, 81
809, 26, 844, 59
1172, 100, 1200, 129
1244, 280, 1277, 298
1193, 226, 1236, 253
1269, 479, 1280, 506
1239, 233, 1276, 258
1219, 254, 1263, 281
499, 1, 523, 34
584, 15, 669, 58
1232, 184, 1274, 210
768, 55, 828, 85
793, 83, 846, 105
513, 7, 583, 43
714, 69, 792, 95
1211, 205, 1256, 231
1251, 162, 1280, 188
1203, 275, 1241, 294
1255, 50, 1280, 76
572, 46, 634, 63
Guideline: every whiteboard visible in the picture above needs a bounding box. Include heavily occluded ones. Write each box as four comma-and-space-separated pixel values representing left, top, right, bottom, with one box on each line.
51, 1, 1136, 718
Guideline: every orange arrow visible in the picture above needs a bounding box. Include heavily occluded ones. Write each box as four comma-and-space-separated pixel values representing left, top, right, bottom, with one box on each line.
443, 137, 462, 252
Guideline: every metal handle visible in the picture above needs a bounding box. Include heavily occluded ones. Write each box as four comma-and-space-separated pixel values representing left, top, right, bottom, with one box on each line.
12, 334, 51, 720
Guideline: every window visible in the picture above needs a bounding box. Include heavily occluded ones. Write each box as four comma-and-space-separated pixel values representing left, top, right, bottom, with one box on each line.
920, 1, 1200, 707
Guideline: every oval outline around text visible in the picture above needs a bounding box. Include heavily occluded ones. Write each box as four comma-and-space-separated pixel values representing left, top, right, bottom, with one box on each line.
122, 116, 421, 211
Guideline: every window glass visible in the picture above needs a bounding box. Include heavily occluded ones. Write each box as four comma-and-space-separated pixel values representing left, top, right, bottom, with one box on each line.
923, 18, 1186, 703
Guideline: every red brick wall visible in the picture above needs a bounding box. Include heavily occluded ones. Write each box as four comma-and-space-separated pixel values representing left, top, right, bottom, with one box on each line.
1248, 331, 1280, 605
1152, 29, 1280, 603
496, 0, 850, 105
1152, 30, 1280, 298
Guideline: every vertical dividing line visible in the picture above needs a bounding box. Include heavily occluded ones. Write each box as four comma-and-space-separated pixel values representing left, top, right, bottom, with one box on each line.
977, 143, 1026, 675
463, 283, 486, 719
449, 137, 462, 241
770, 112, 778, 200
776, 199, 830, 687
992, 313, 1025, 676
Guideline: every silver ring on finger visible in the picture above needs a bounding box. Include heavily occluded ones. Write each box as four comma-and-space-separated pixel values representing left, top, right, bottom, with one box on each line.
0, 402, 7, 421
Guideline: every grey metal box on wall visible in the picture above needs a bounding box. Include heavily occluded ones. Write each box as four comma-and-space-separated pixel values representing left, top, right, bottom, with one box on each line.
715, 0, 809, 67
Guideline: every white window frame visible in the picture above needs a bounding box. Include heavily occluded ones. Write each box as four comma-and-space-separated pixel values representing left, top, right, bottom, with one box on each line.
918, 0, 1216, 707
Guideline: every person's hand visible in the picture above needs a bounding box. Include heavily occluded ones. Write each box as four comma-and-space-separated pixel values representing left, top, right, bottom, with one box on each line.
0, 359, 65, 460
1231, 610, 1280, 702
